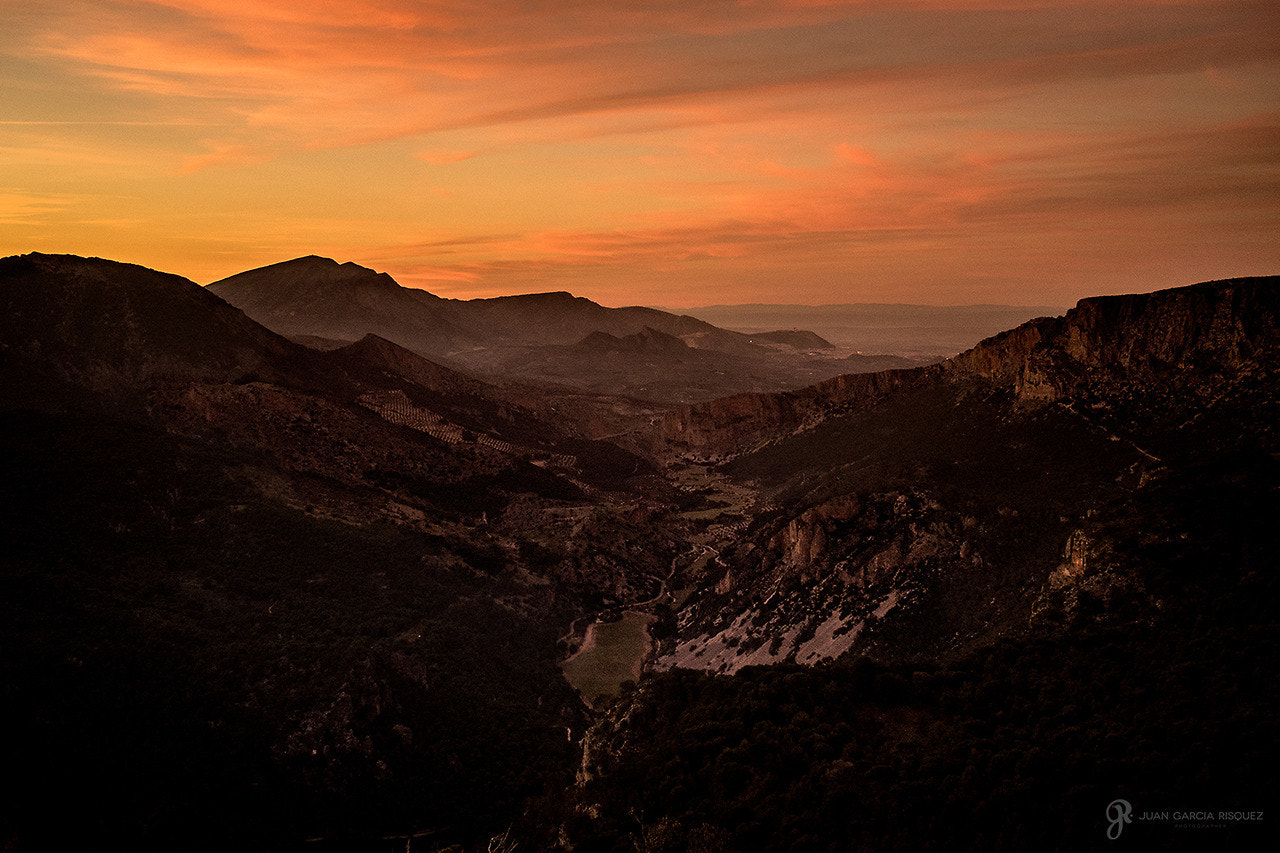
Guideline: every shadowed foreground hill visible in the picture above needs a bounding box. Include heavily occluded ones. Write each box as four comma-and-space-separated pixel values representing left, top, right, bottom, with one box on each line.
0, 253, 297, 392
547, 452, 1279, 851
0, 253, 683, 851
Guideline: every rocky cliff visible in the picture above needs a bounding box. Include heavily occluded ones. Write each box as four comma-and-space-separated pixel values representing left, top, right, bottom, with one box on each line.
651, 274, 1279, 671
662, 276, 1280, 459
946, 276, 1280, 401
660, 366, 937, 457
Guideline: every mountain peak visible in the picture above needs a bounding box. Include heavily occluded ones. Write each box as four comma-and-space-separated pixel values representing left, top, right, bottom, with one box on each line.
478, 290, 582, 307
211, 256, 403, 292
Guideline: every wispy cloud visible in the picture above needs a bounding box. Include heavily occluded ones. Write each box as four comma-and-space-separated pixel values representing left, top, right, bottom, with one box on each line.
362, 109, 1280, 304
19, 1, 1277, 143
3, 0, 1277, 303
179, 141, 274, 173
0, 189, 81, 225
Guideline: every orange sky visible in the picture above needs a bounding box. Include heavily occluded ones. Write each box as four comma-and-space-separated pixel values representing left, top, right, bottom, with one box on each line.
2, 0, 1277, 307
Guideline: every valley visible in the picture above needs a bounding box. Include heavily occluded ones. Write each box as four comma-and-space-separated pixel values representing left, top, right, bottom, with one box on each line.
559, 463, 763, 706
2, 253, 1276, 852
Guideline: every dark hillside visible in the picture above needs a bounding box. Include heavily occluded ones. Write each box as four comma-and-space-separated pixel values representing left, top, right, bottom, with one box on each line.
0, 407, 585, 850
0, 253, 683, 850
0, 253, 295, 390
5, 256, 1276, 851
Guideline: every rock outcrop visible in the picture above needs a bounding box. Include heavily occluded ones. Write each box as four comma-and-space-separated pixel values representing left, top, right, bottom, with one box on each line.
947, 276, 1280, 401
662, 276, 1280, 459
661, 366, 936, 457
655, 275, 1280, 671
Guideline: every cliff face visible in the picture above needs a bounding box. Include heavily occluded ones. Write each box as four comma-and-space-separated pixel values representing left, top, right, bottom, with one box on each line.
1064, 278, 1280, 370
947, 276, 1280, 401
661, 366, 938, 457
663, 277, 1280, 459
768, 494, 861, 571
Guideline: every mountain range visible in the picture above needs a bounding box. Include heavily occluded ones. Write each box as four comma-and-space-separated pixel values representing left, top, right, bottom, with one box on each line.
208, 257, 867, 407
209, 256, 1023, 409
2, 252, 1276, 851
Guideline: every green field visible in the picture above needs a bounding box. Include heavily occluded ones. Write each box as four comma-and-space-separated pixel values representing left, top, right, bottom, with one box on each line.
561, 611, 654, 706
673, 464, 758, 522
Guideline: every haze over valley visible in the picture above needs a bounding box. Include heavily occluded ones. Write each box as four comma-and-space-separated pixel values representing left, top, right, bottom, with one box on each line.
676, 303, 1067, 361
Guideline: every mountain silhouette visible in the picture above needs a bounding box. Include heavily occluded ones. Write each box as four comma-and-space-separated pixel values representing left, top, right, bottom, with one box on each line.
207, 256, 873, 403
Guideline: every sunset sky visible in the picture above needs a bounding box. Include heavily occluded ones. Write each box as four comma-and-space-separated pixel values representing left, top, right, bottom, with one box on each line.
2, 0, 1277, 307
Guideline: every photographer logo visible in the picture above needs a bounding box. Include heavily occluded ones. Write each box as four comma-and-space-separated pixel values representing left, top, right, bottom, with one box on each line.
1106, 799, 1133, 840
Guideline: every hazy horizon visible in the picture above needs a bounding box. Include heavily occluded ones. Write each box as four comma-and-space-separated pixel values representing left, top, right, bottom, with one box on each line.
664, 300, 1067, 311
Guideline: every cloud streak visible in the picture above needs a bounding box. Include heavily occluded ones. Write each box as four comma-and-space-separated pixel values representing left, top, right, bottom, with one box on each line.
20, 2, 1277, 142
2, 0, 1277, 304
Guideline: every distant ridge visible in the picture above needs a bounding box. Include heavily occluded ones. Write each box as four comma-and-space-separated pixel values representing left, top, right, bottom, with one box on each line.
209, 256, 469, 354
208, 256, 772, 358
743, 329, 834, 350
681, 301, 1065, 310
677, 301, 1068, 321
574, 327, 691, 355
326, 333, 483, 398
